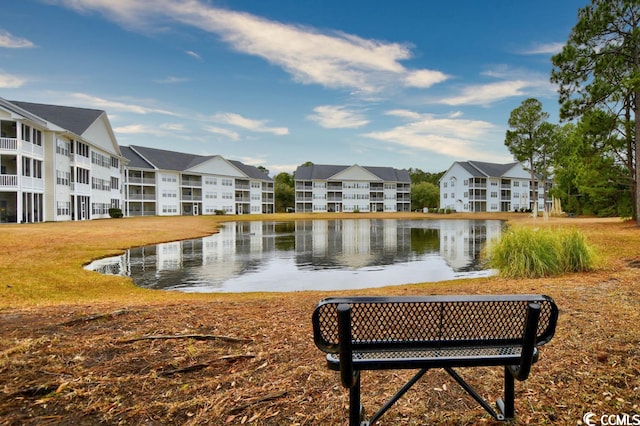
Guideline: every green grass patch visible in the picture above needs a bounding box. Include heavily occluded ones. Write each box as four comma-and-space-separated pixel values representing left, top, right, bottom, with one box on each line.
484, 226, 597, 278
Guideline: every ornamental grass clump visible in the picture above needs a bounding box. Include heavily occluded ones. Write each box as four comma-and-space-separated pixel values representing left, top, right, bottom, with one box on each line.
485, 226, 596, 278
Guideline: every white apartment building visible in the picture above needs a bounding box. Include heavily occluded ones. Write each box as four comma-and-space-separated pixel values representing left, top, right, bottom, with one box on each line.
122, 145, 274, 217
0, 98, 125, 223
439, 161, 551, 213
294, 164, 411, 213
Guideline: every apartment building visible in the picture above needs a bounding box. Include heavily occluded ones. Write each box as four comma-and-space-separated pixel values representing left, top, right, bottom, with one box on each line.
0, 98, 125, 223
439, 160, 551, 213
294, 164, 411, 213
121, 145, 274, 216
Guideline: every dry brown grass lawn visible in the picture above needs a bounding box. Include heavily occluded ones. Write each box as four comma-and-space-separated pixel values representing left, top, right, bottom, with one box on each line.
1, 213, 639, 425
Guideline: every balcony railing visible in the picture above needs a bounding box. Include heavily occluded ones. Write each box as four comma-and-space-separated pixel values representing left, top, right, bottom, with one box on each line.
127, 177, 156, 185
127, 194, 157, 200
0, 174, 18, 187
0, 137, 18, 151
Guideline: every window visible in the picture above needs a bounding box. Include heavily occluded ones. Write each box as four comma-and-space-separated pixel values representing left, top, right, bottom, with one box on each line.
56, 139, 69, 156
75, 141, 90, 157
91, 151, 110, 168
76, 168, 90, 184
33, 129, 42, 146
22, 124, 31, 142
111, 177, 119, 190
22, 157, 31, 176
56, 170, 70, 186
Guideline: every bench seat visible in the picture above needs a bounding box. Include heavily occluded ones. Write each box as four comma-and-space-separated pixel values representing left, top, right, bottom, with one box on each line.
327, 344, 535, 370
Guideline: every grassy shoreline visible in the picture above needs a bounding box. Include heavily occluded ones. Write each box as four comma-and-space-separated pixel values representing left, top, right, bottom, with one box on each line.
1, 211, 518, 308
1, 213, 639, 424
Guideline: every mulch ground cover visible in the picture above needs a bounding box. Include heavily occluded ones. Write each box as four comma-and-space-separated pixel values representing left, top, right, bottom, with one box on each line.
1, 216, 639, 425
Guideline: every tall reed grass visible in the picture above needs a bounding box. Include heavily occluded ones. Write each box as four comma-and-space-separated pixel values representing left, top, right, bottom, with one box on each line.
484, 226, 597, 278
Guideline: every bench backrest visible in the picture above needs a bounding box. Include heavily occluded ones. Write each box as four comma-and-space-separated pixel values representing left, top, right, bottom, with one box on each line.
313, 294, 558, 352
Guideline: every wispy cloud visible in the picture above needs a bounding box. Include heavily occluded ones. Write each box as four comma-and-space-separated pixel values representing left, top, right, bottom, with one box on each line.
438, 80, 530, 106
52, 0, 448, 94
0, 30, 35, 48
307, 105, 369, 129
203, 125, 240, 141
154, 76, 190, 84
363, 110, 497, 160
212, 112, 288, 135
68, 93, 179, 115
0, 71, 27, 88
521, 42, 564, 55
114, 123, 166, 136
185, 50, 201, 60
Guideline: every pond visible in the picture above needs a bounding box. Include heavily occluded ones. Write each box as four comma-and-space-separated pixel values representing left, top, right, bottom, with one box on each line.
86, 219, 503, 293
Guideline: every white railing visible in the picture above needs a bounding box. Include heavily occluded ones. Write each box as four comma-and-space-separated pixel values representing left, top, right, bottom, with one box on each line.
0, 174, 18, 187
0, 137, 18, 151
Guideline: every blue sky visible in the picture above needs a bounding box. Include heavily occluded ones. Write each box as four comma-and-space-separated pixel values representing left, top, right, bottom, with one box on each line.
1, 0, 587, 176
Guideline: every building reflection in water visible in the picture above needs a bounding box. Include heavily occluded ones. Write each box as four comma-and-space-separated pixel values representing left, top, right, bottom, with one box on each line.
86, 219, 503, 292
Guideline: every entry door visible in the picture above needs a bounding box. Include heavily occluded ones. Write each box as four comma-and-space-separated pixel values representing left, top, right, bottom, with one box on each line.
193, 204, 198, 215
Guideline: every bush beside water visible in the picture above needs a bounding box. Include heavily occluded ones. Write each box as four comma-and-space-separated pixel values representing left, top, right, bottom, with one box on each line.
484, 226, 596, 278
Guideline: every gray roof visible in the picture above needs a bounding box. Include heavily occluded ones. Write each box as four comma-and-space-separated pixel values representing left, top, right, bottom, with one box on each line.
123, 145, 272, 181
120, 146, 154, 169
10, 100, 104, 136
295, 164, 410, 182
457, 161, 520, 178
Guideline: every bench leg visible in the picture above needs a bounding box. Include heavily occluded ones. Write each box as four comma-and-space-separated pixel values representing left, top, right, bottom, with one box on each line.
445, 367, 506, 421
497, 366, 515, 419
349, 372, 365, 426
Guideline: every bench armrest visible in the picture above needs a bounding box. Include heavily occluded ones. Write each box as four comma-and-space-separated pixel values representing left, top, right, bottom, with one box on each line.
337, 303, 358, 388
509, 302, 541, 381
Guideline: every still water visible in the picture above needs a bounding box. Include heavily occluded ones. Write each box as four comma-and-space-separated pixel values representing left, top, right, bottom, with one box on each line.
86, 219, 503, 293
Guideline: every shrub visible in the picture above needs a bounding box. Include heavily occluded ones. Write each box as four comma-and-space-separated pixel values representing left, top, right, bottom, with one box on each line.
483, 226, 596, 278
108, 208, 123, 218
214, 210, 226, 215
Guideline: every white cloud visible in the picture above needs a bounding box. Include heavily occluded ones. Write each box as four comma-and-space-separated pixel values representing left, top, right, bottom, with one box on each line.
114, 123, 164, 135
438, 80, 530, 106
52, 0, 448, 94
384, 109, 421, 120
363, 111, 496, 160
0, 30, 35, 48
0, 71, 27, 88
521, 42, 564, 55
212, 112, 288, 135
404, 69, 448, 88
185, 50, 202, 60
203, 125, 240, 141
307, 105, 369, 129
68, 92, 179, 115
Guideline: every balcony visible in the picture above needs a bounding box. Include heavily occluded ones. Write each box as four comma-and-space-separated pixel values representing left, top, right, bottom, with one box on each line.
127, 177, 156, 185
0, 174, 18, 188
0, 137, 17, 151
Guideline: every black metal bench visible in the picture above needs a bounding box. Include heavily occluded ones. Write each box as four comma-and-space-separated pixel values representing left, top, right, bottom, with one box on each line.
312, 294, 558, 425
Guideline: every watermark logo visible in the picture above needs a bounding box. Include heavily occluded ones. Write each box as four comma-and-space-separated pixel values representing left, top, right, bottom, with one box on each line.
583, 412, 640, 426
